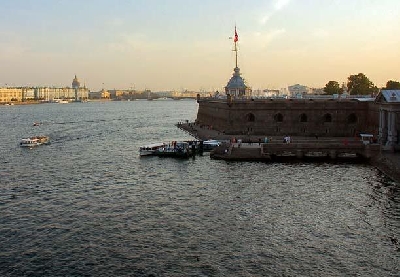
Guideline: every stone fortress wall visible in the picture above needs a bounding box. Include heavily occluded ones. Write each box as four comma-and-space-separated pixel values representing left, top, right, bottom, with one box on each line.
196, 98, 380, 137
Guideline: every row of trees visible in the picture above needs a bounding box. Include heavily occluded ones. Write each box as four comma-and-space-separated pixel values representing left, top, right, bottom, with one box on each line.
323, 73, 400, 95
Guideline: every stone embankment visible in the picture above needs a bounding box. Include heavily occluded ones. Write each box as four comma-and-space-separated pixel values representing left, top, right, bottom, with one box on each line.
177, 122, 400, 184
370, 154, 400, 184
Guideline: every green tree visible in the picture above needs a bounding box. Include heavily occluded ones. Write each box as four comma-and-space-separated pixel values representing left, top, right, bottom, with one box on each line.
323, 81, 342, 95
385, 80, 400, 90
347, 73, 378, 95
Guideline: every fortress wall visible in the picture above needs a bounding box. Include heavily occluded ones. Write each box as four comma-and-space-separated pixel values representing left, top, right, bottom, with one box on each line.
197, 99, 378, 137
366, 101, 380, 135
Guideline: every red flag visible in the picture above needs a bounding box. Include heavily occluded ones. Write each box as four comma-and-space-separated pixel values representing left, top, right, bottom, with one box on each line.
234, 27, 238, 42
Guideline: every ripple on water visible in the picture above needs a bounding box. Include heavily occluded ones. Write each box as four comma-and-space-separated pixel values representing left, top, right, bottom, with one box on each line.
0, 101, 399, 276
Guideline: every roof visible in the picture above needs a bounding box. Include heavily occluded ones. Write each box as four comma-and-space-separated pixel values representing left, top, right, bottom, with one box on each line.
225, 67, 247, 89
379, 90, 400, 103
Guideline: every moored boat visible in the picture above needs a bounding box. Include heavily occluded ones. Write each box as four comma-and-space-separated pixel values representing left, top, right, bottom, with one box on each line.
202, 139, 221, 151
139, 142, 166, 156
20, 136, 50, 148
154, 141, 191, 158
139, 139, 219, 157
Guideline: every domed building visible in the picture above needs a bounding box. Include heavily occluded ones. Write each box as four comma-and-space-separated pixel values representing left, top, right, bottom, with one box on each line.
71, 74, 89, 101
72, 74, 80, 89
225, 66, 251, 97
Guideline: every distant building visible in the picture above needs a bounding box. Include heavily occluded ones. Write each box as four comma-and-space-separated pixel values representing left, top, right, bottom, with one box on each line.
288, 84, 310, 97
263, 89, 281, 97
0, 75, 89, 103
309, 88, 324, 95
72, 74, 80, 89
0, 87, 23, 103
172, 90, 198, 98
108, 90, 126, 99
33, 86, 88, 101
89, 89, 110, 99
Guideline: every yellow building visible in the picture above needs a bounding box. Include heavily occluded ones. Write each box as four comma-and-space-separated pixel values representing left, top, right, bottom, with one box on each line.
89, 89, 110, 99
0, 87, 23, 103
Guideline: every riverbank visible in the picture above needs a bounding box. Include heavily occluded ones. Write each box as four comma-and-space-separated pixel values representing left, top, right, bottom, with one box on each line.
177, 122, 400, 184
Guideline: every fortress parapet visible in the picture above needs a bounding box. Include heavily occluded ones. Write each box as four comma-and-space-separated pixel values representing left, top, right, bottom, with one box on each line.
196, 98, 378, 138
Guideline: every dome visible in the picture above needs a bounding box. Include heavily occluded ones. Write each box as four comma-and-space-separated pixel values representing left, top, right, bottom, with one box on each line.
72, 75, 80, 89
226, 67, 246, 89
225, 67, 250, 97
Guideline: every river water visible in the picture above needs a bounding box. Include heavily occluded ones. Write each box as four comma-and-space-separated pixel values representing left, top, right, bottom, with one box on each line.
0, 100, 399, 277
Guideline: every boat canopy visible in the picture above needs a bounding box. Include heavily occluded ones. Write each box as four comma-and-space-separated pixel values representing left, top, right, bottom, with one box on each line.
360, 133, 373, 138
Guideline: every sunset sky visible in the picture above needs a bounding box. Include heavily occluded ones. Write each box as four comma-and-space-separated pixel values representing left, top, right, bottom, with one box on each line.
1, 0, 399, 91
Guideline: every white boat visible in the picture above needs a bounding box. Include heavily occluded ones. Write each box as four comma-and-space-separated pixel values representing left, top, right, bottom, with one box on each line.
53, 99, 70, 104
202, 139, 221, 151
20, 136, 50, 148
139, 142, 166, 156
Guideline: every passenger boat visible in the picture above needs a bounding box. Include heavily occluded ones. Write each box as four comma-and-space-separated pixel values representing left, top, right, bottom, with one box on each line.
20, 136, 50, 147
139, 142, 166, 156
154, 141, 191, 158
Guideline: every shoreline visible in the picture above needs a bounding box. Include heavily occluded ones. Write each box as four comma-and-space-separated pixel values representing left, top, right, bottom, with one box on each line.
178, 122, 400, 184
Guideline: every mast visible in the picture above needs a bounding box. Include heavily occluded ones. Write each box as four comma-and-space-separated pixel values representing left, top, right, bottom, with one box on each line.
225, 25, 250, 98
233, 26, 238, 68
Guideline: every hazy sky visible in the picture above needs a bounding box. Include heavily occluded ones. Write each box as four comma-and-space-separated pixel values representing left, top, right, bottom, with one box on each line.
1, 0, 399, 91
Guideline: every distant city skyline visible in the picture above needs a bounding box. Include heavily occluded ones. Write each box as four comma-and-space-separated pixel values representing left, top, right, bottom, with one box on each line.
1, 0, 399, 91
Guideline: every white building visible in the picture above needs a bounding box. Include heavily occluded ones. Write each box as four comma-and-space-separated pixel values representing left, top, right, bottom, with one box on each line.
288, 84, 310, 97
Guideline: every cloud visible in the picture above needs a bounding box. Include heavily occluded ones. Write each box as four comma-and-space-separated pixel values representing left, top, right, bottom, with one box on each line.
260, 14, 271, 25
274, 0, 291, 11
260, 0, 291, 25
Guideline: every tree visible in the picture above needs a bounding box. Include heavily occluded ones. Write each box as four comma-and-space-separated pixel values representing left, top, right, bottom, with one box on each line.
323, 81, 342, 95
385, 80, 400, 90
347, 73, 378, 95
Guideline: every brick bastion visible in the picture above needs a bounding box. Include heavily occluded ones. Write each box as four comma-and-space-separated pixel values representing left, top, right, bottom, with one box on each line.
195, 97, 379, 137
177, 97, 400, 184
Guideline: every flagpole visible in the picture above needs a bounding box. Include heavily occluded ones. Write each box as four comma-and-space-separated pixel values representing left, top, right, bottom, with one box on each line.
235, 39, 238, 68
234, 26, 238, 68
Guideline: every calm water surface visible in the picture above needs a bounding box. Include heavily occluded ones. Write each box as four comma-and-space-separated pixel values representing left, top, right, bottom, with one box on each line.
0, 100, 399, 276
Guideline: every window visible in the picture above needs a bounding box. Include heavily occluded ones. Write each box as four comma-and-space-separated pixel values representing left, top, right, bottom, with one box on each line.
245, 113, 255, 122
274, 113, 283, 122
323, 113, 332, 123
300, 113, 307, 122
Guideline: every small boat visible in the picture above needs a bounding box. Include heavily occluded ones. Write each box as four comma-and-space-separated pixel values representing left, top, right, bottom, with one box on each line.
20, 136, 50, 148
202, 139, 221, 151
154, 141, 191, 158
53, 99, 70, 104
139, 142, 166, 156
